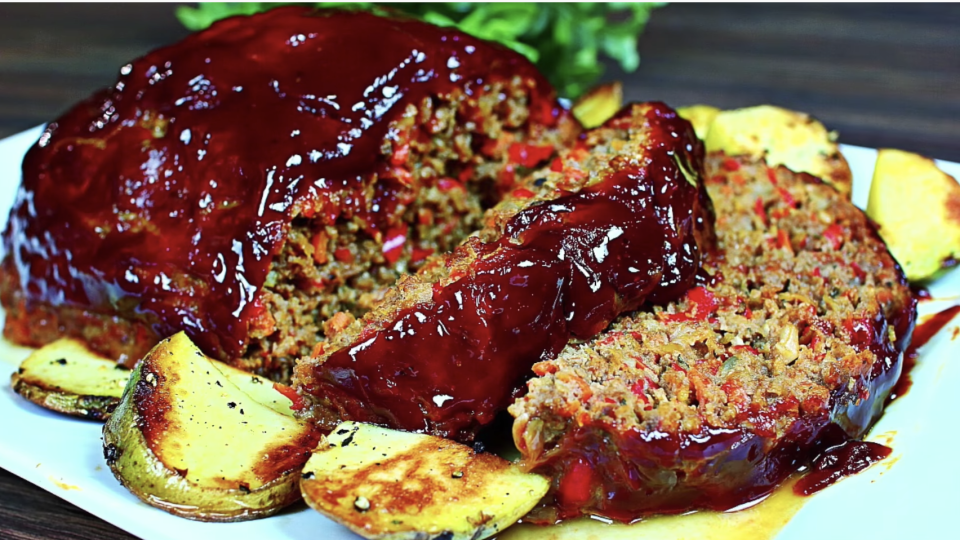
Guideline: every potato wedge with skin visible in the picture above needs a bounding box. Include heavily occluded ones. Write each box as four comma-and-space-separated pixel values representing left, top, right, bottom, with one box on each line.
301, 422, 549, 540
867, 148, 960, 281
704, 105, 852, 196
572, 81, 623, 129
677, 104, 720, 140
102, 332, 319, 522
10, 338, 130, 420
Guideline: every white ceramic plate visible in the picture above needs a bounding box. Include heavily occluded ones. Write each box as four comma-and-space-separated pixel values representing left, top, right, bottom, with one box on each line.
0, 125, 958, 540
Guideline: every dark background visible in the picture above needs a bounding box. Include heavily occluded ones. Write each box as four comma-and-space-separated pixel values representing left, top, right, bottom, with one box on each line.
0, 3, 958, 539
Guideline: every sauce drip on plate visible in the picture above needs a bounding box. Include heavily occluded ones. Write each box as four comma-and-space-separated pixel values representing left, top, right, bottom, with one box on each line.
793, 440, 892, 496
796, 302, 960, 496
887, 303, 960, 403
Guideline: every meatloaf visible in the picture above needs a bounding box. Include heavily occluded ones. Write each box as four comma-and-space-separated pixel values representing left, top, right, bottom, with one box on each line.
509, 153, 917, 521
0, 7, 579, 380
295, 102, 715, 441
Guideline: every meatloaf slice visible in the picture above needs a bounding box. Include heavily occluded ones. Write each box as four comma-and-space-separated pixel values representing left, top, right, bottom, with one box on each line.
295, 102, 715, 441
509, 153, 917, 521
0, 7, 579, 380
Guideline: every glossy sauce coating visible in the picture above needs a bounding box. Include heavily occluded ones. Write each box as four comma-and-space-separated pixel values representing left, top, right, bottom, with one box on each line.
308, 103, 713, 440
793, 439, 891, 496
2, 7, 560, 362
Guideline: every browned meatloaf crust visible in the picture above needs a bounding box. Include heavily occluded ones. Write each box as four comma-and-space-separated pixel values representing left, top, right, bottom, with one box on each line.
295, 102, 714, 441
0, 7, 579, 381
509, 153, 917, 521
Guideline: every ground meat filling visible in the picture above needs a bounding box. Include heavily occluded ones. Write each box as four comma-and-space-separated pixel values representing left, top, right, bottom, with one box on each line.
509, 154, 916, 522
295, 102, 714, 441
241, 80, 579, 379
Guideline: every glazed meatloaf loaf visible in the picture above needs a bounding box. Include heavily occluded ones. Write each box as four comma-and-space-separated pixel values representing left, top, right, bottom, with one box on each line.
509, 153, 916, 521
0, 7, 578, 379
295, 102, 715, 441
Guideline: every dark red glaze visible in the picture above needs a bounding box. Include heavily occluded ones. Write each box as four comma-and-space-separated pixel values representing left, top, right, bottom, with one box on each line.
910, 304, 960, 350
888, 349, 918, 404
2, 7, 562, 363
793, 439, 892, 496
309, 103, 713, 440
888, 304, 960, 403
524, 418, 832, 523
910, 284, 932, 301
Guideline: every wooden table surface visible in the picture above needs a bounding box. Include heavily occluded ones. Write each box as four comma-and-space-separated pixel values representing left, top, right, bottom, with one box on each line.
0, 3, 957, 539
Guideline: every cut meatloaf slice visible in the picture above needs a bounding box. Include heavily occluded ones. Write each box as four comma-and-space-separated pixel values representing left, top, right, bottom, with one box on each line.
0, 7, 579, 381
509, 153, 917, 522
295, 102, 715, 441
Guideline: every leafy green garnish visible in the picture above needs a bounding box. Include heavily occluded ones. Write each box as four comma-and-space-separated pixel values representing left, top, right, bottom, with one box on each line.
175, 2, 663, 98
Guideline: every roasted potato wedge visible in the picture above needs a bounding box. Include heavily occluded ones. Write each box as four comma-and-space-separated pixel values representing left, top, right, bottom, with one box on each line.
704, 105, 852, 196
677, 104, 720, 140
867, 148, 960, 281
10, 338, 129, 420
102, 332, 318, 522
300, 422, 549, 540
572, 81, 623, 129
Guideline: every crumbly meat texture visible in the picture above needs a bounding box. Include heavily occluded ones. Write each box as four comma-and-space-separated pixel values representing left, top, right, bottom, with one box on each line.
295, 102, 714, 441
235, 82, 578, 379
0, 8, 580, 381
509, 153, 916, 521
299, 113, 632, 359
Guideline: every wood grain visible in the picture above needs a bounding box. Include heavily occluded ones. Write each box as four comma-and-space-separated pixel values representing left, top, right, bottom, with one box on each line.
622, 3, 960, 161
0, 468, 130, 540
0, 3, 957, 539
